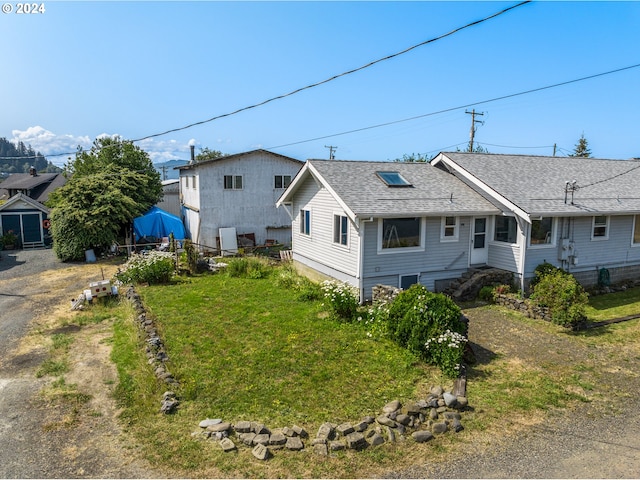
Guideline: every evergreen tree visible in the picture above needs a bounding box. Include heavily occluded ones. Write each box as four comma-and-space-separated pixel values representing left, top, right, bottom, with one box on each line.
569, 134, 592, 157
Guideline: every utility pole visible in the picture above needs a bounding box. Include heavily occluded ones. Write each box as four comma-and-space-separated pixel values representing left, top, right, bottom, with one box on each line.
553, 143, 557, 157
465, 109, 484, 152
161, 165, 168, 181
325, 145, 337, 160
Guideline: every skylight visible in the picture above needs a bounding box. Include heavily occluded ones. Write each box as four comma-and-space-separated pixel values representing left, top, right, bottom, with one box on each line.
376, 171, 412, 187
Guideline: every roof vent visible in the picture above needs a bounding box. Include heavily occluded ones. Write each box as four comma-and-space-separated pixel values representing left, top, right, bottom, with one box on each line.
29, 166, 37, 176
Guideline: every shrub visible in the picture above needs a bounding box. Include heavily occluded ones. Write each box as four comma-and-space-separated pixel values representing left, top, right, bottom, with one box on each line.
225, 257, 271, 279
530, 270, 588, 327
274, 264, 323, 301
385, 284, 465, 367
425, 329, 468, 378
478, 286, 495, 302
321, 280, 360, 321
530, 262, 563, 288
114, 251, 175, 285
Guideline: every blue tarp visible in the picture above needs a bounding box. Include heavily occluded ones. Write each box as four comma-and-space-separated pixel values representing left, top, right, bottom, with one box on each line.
133, 206, 187, 241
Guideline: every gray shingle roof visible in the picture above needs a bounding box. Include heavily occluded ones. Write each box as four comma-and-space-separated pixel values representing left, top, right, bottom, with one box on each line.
307, 160, 500, 218
439, 152, 640, 216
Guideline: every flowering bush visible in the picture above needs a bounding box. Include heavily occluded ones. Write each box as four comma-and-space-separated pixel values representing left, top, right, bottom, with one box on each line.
530, 270, 588, 327
321, 280, 359, 321
356, 301, 390, 339
425, 329, 468, 378
114, 251, 175, 285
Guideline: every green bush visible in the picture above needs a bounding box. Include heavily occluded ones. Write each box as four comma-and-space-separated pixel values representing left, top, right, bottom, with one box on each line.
424, 329, 468, 378
114, 251, 175, 285
530, 270, 588, 327
530, 262, 563, 288
478, 286, 495, 302
385, 285, 465, 373
225, 257, 271, 279
320, 280, 360, 321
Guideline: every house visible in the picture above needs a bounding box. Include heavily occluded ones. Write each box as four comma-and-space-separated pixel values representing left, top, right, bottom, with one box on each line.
276, 159, 501, 301
179, 149, 303, 250
277, 153, 640, 301
156, 179, 181, 217
431, 152, 640, 290
0, 168, 66, 248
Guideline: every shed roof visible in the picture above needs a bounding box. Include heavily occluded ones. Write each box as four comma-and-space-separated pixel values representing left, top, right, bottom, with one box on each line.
178, 149, 302, 171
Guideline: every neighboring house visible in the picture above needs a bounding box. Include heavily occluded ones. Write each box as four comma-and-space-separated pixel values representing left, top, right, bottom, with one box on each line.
156, 179, 181, 217
0, 169, 66, 248
277, 153, 640, 301
180, 149, 303, 250
276, 159, 501, 301
431, 152, 640, 291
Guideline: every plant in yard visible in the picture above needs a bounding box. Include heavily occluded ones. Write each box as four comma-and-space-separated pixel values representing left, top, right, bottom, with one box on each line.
357, 301, 390, 339
225, 256, 271, 279
425, 329, 467, 378
320, 279, 360, 321
385, 284, 466, 375
1, 229, 18, 248
530, 270, 589, 328
114, 251, 175, 285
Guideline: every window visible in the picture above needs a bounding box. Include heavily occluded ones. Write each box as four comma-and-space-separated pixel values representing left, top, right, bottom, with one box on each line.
440, 216, 459, 241
400, 274, 419, 290
224, 175, 243, 190
333, 214, 348, 246
300, 209, 311, 235
376, 171, 412, 187
274, 175, 292, 189
382, 218, 421, 249
592, 216, 609, 240
530, 217, 554, 246
494, 216, 518, 243
634, 215, 640, 245
184, 176, 189, 188
192, 176, 197, 190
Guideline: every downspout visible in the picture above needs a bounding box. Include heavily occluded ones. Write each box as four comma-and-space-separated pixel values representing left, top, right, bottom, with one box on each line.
357, 217, 374, 303
516, 216, 529, 293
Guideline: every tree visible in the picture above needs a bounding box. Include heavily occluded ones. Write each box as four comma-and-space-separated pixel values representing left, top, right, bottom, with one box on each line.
393, 153, 431, 163
48, 137, 162, 261
195, 147, 226, 162
569, 134, 592, 158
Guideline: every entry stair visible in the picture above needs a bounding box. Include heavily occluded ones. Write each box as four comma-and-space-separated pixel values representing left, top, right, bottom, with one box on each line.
442, 267, 513, 302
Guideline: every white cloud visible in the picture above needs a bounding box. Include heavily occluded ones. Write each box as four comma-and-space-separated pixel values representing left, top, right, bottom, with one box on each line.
11, 126, 92, 166
10, 126, 199, 166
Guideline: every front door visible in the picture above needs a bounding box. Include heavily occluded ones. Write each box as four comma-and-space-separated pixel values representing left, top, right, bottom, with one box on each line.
470, 217, 488, 265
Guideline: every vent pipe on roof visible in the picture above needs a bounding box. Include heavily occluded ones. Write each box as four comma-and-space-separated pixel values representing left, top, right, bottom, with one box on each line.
29, 166, 37, 176
190, 145, 195, 164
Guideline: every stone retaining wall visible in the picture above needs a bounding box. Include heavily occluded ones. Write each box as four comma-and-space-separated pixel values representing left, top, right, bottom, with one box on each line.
494, 294, 552, 322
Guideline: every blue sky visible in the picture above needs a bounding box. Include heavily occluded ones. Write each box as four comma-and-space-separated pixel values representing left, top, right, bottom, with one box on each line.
2, 1, 639, 167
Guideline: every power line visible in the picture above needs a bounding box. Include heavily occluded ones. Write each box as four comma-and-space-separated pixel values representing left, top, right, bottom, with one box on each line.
128, 1, 531, 143
266, 62, 640, 151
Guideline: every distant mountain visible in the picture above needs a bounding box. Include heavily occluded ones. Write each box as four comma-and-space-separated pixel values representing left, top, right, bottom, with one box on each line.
0, 137, 61, 174
154, 159, 189, 180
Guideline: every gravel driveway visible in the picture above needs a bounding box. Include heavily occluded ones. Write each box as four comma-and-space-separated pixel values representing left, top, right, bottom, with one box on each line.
0, 249, 164, 478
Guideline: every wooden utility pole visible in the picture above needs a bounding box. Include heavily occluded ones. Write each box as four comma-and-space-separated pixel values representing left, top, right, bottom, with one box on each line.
325, 145, 337, 160
465, 109, 484, 152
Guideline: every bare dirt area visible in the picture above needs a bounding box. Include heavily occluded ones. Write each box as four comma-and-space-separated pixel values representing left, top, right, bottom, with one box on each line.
0, 249, 168, 479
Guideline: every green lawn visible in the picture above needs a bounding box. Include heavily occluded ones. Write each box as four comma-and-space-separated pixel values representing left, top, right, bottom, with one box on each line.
111, 272, 444, 477
585, 286, 640, 321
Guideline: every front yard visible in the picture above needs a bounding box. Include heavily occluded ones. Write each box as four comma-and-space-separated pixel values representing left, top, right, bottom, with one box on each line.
100, 261, 640, 478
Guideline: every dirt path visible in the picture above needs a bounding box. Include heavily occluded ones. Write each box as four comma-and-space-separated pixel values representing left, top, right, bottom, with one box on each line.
0, 249, 166, 479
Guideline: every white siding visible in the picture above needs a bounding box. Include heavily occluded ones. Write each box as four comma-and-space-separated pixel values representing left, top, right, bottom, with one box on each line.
488, 242, 520, 272
359, 216, 473, 300
290, 175, 359, 279
185, 152, 301, 249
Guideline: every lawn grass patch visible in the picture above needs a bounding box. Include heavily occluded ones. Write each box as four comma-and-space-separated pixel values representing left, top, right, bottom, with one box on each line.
585, 286, 640, 321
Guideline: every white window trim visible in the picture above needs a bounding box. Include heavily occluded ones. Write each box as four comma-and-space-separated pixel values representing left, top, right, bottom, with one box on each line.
492, 215, 519, 246
440, 216, 459, 242
377, 217, 426, 254
591, 215, 609, 241
632, 214, 640, 247
528, 217, 557, 248
299, 209, 311, 236
332, 213, 349, 248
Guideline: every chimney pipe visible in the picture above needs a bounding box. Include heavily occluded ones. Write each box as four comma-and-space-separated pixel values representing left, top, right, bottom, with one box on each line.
190, 145, 195, 164
29, 166, 37, 176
